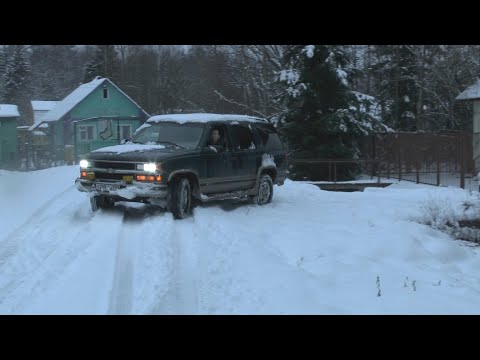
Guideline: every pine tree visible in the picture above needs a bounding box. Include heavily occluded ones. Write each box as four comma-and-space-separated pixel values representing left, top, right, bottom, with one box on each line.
83, 45, 120, 83
0, 45, 7, 100
30, 45, 85, 101
2, 45, 32, 125
277, 45, 390, 180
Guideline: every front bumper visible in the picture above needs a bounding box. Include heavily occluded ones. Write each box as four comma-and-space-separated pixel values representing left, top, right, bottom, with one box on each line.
75, 178, 168, 200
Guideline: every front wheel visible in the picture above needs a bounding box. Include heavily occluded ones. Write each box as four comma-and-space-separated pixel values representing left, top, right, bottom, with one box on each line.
90, 195, 115, 212
169, 178, 192, 219
249, 174, 273, 205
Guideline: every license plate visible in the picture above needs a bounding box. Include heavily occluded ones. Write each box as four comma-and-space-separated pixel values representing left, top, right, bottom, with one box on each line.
95, 183, 119, 192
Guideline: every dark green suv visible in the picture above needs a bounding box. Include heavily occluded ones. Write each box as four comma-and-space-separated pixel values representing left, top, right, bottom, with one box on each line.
75, 113, 287, 219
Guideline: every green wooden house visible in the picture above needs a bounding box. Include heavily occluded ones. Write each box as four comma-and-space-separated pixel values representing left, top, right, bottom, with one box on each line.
29, 76, 150, 162
0, 104, 19, 168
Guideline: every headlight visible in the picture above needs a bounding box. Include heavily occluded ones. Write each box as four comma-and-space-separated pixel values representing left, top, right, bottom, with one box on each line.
79, 160, 89, 168
143, 163, 157, 172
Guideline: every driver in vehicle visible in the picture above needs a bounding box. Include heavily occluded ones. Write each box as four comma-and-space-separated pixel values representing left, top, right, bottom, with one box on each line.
206, 128, 226, 152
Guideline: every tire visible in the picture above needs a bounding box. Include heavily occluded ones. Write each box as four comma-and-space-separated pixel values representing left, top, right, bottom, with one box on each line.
90, 195, 115, 212
169, 177, 192, 219
98, 196, 115, 209
249, 174, 273, 205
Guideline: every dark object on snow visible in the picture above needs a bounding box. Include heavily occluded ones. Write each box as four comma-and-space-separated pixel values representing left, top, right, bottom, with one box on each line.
75, 114, 287, 219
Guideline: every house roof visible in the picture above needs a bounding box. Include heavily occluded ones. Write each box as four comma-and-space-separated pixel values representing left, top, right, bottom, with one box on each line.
28, 77, 149, 131
0, 104, 20, 118
456, 79, 480, 100
31, 100, 59, 111
41, 77, 109, 123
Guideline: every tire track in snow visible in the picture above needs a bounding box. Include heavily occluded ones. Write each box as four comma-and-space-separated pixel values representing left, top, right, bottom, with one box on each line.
159, 206, 244, 315
106, 208, 162, 315
107, 225, 134, 315
0, 189, 92, 299
0, 210, 124, 314
152, 215, 201, 315
0, 185, 77, 249
121, 211, 177, 315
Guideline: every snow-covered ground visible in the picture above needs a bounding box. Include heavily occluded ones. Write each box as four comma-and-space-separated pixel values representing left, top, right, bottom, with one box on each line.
1, 166, 480, 314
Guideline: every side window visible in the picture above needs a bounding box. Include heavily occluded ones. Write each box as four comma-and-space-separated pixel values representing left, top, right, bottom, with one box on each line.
255, 124, 284, 150
206, 124, 228, 147
229, 125, 257, 151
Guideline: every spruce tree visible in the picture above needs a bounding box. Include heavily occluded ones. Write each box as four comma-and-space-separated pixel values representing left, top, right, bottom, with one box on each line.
277, 45, 390, 180
2, 45, 32, 125
83, 45, 120, 83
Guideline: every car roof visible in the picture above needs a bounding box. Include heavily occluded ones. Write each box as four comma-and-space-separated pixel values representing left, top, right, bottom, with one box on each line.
146, 113, 268, 124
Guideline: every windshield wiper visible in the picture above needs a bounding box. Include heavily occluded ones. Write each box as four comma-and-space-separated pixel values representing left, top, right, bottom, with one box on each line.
157, 141, 186, 149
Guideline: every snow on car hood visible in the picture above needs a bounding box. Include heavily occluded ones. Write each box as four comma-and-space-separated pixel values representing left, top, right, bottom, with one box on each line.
92, 144, 166, 154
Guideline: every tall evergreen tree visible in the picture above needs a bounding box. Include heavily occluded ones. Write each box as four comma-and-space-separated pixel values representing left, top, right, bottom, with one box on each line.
30, 45, 85, 101
2, 45, 32, 125
83, 45, 120, 83
371, 45, 418, 131
277, 45, 390, 180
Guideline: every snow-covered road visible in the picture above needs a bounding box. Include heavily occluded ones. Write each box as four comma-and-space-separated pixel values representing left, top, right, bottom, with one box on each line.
1, 165, 480, 314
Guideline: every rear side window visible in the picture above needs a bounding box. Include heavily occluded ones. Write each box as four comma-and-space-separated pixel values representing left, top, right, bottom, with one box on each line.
255, 124, 284, 150
229, 125, 257, 150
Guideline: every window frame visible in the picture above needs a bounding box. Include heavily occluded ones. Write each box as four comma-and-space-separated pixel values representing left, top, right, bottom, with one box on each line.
103, 86, 109, 99
227, 123, 258, 151
120, 124, 132, 140
78, 125, 96, 142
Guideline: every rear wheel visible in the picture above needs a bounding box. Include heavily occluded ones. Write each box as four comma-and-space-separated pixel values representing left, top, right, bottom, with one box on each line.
169, 178, 192, 219
249, 174, 273, 205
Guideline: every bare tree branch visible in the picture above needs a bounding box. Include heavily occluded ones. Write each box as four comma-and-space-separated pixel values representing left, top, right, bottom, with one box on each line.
213, 90, 266, 118
178, 97, 207, 113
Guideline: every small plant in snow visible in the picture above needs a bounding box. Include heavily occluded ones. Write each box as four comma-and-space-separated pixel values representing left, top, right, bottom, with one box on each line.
419, 197, 457, 229
376, 276, 381, 297
462, 200, 476, 212
412, 280, 417, 291
404, 276, 409, 288
418, 193, 480, 244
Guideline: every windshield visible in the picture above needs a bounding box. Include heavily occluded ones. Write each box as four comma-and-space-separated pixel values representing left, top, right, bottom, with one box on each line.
131, 122, 205, 149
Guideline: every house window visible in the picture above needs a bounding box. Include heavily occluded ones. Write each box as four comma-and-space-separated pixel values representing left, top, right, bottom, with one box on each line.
103, 86, 109, 99
79, 125, 95, 141
120, 125, 132, 140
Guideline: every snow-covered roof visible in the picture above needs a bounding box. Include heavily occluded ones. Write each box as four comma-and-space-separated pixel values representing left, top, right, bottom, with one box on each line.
28, 121, 50, 131
28, 77, 149, 131
0, 104, 20, 118
456, 79, 480, 100
40, 77, 108, 123
42, 77, 149, 123
31, 101, 59, 111
147, 113, 266, 124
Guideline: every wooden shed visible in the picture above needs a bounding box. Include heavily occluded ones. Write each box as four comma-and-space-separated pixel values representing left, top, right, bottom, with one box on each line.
0, 104, 19, 168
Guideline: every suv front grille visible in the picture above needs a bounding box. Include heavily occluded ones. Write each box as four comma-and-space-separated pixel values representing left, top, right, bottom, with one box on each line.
94, 173, 125, 181
93, 161, 135, 170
